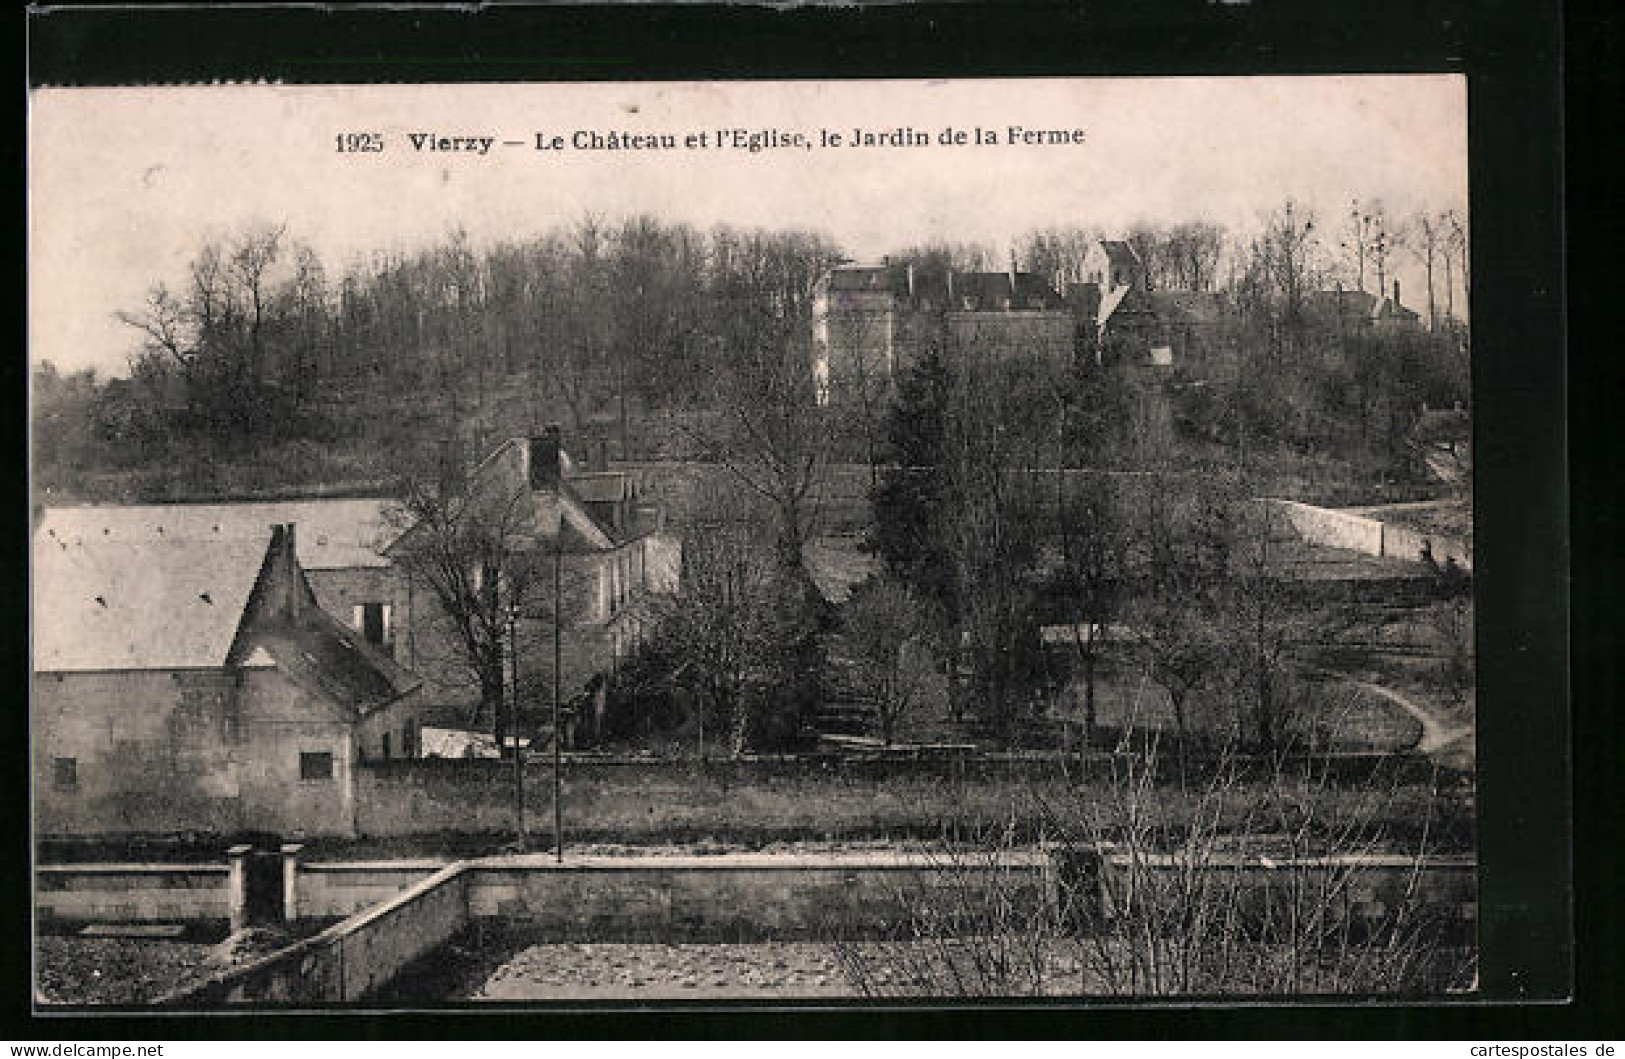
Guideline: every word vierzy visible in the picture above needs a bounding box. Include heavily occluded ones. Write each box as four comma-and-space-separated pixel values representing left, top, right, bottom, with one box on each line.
407, 133, 496, 155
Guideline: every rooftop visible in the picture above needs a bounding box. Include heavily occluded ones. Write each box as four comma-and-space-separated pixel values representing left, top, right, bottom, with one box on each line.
32, 535, 268, 671
36, 499, 401, 570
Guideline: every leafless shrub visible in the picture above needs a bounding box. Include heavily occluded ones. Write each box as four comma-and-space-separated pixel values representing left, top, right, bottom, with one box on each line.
828, 734, 1475, 998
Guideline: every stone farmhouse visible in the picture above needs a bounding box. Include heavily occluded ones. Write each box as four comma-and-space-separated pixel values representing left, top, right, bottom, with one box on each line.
32, 521, 423, 838
32, 430, 677, 839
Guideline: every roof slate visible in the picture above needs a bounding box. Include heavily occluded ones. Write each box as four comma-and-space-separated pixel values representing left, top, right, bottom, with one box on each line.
243, 607, 420, 714
36, 499, 402, 570
32, 536, 268, 671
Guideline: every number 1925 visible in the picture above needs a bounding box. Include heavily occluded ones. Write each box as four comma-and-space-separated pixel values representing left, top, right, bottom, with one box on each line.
335, 132, 385, 153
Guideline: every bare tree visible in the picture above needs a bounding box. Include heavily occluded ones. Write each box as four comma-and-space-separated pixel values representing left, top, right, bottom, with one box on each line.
384, 472, 551, 749
1339, 198, 1380, 293
645, 497, 784, 758
1409, 211, 1444, 331
1164, 221, 1226, 291
841, 576, 942, 745
1443, 209, 1469, 324
704, 228, 843, 581
1254, 200, 1321, 322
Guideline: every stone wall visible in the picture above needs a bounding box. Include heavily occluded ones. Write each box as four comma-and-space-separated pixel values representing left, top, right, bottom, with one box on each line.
159, 852, 1051, 1005
35, 863, 232, 925
1096, 851, 1477, 938
1382, 522, 1474, 572
294, 859, 448, 920
1265, 499, 1386, 556
33, 667, 360, 840
465, 852, 1053, 942
1265, 498, 1474, 573
161, 862, 470, 1006
350, 756, 1087, 840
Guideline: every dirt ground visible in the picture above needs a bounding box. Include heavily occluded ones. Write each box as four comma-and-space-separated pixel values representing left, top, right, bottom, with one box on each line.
34, 924, 317, 1006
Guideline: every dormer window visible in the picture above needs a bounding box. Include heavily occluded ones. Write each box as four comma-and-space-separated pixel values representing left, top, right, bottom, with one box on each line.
352, 602, 393, 646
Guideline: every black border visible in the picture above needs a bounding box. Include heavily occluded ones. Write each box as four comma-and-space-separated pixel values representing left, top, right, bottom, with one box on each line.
15, 0, 1586, 1040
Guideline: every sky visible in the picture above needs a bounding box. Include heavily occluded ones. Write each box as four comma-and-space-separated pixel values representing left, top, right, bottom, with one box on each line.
29, 76, 1468, 377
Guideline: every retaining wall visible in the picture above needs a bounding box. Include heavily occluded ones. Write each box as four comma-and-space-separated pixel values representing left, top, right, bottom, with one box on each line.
465, 852, 1053, 942
158, 852, 1050, 1005
1096, 852, 1477, 936
293, 859, 448, 921
1264, 500, 1386, 556
1382, 522, 1474, 572
1264, 498, 1473, 573
159, 863, 469, 1006
35, 863, 231, 925
156, 848, 1477, 1006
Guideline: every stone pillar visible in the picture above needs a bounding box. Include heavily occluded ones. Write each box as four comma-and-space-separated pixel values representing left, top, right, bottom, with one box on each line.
226, 844, 252, 934
281, 843, 305, 923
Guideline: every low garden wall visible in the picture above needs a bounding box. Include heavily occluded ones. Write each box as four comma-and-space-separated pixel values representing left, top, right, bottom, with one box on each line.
1264, 500, 1386, 557
464, 852, 1053, 942
292, 859, 449, 921
158, 862, 469, 1006
1095, 851, 1477, 937
351, 752, 1444, 842
35, 863, 231, 925
1265, 498, 1473, 573
158, 852, 1052, 1005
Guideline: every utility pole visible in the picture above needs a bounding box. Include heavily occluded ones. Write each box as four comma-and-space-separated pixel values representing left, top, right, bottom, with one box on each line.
552, 540, 564, 863
508, 606, 526, 851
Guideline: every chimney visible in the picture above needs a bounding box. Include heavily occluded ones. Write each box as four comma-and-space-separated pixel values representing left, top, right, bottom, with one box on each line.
1392, 279, 1401, 306
906, 262, 916, 299
528, 426, 563, 490
267, 523, 304, 616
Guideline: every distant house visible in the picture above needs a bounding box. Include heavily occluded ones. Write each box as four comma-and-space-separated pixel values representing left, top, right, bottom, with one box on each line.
1303, 281, 1421, 332
32, 522, 422, 839
1081, 239, 1147, 292
812, 258, 1075, 405
1077, 240, 1232, 367
1371, 281, 1422, 329
387, 428, 680, 722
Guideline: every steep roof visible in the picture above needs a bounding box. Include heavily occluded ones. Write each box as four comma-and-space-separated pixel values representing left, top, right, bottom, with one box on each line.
240, 607, 420, 715
821, 265, 897, 293
36, 499, 401, 570
32, 535, 267, 671
945, 272, 1067, 311
1097, 240, 1143, 279
34, 521, 423, 715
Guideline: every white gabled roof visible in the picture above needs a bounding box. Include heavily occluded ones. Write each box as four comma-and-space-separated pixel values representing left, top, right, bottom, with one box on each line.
35, 499, 404, 570
32, 535, 268, 671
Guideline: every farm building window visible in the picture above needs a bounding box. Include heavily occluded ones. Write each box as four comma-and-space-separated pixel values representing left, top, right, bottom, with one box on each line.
351, 602, 392, 647
382, 733, 392, 760
402, 721, 415, 759
52, 757, 77, 792
299, 751, 333, 781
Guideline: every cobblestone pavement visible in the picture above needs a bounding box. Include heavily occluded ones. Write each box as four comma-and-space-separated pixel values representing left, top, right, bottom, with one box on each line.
467, 942, 905, 1000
